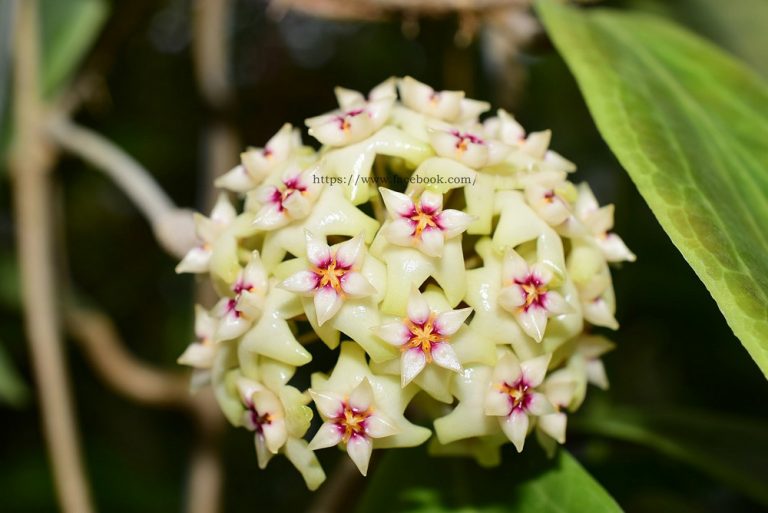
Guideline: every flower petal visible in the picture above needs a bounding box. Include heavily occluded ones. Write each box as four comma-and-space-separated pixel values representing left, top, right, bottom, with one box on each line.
419, 190, 443, 214
501, 410, 529, 453
521, 354, 552, 388
525, 392, 554, 416
544, 291, 568, 315
430, 342, 462, 373
314, 286, 343, 326
485, 389, 511, 417
419, 227, 445, 257
498, 285, 527, 312
280, 270, 319, 294
309, 390, 343, 419
373, 321, 410, 347
346, 435, 373, 476
492, 353, 522, 385
406, 289, 430, 324
379, 187, 415, 218
254, 433, 275, 469
308, 422, 344, 450
349, 378, 374, 411
175, 246, 211, 274
334, 234, 365, 269
502, 249, 529, 283
586, 359, 610, 390
435, 209, 473, 239
538, 412, 567, 444
515, 306, 548, 343
401, 348, 427, 387
177, 342, 216, 369
305, 231, 331, 267
364, 413, 398, 439
383, 218, 416, 247
340, 271, 376, 297
433, 307, 472, 337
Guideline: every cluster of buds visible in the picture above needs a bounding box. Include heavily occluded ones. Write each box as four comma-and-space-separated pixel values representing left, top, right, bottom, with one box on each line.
176, 77, 634, 489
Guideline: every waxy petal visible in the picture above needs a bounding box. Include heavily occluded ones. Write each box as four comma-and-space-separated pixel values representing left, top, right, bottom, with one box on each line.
348, 378, 374, 412
498, 285, 527, 311
254, 434, 275, 469
430, 342, 462, 373
433, 307, 472, 336
492, 353, 522, 385
419, 190, 443, 214
435, 209, 473, 238
334, 234, 365, 268
586, 359, 609, 390
308, 422, 344, 450
175, 246, 211, 274
485, 388, 511, 417
544, 291, 568, 315
502, 249, 530, 283
521, 354, 552, 388
177, 342, 216, 369
401, 348, 427, 386
398, 76, 464, 121
516, 306, 548, 343
364, 414, 398, 439
379, 188, 415, 217
383, 218, 417, 247
309, 390, 343, 419
280, 270, 320, 294
406, 289, 430, 325
501, 410, 529, 453
526, 392, 554, 416
346, 435, 374, 476
419, 227, 445, 257
314, 286, 343, 326
340, 271, 376, 297
373, 321, 411, 346
305, 231, 331, 267
539, 412, 567, 444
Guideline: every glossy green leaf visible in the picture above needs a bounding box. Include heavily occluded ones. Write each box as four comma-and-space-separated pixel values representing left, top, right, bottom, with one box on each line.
356, 446, 622, 513
536, 0, 768, 377
573, 403, 768, 506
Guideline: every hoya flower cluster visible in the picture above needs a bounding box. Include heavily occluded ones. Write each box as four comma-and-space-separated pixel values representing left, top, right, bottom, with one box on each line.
176, 77, 634, 489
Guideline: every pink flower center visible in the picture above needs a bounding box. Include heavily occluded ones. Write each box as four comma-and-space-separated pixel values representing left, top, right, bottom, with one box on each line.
312, 255, 351, 293
404, 313, 444, 363
269, 176, 308, 212
451, 130, 485, 154
515, 274, 548, 312
246, 403, 272, 434
335, 109, 365, 132
407, 201, 440, 237
498, 378, 533, 413
333, 402, 371, 442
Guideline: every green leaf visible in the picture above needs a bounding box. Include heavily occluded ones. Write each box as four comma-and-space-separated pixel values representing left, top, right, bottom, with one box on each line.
40, 0, 108, 96
536, 0, 768, 377
0, 340, 29, 408
629, 0, 768, 78
356, 446, 622, 513
573, 404, 768, 506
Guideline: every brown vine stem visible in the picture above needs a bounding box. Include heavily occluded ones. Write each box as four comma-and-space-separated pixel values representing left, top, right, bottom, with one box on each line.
9, 1, 95, 512
65, 307, 192, 408
47, 116, 197, 260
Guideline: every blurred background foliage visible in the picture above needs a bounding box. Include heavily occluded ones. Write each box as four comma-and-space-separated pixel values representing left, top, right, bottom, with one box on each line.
0, 0, 767, 512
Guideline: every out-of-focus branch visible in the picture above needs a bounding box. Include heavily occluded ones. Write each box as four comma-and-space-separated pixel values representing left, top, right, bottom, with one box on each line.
47, 116, 197, 259
9, 1, 95, 512
65, 307, 192, 408
307, 458, 363, 513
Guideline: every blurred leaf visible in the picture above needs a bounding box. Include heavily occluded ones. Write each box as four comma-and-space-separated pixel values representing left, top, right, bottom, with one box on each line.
573, 404, 768, 506
536, 0, 768, 377
629, 0, 768, 77
0, 251, 21, 309
40, 0, 108, 96
356, 446, 622, 513
0, 340, 29, 408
